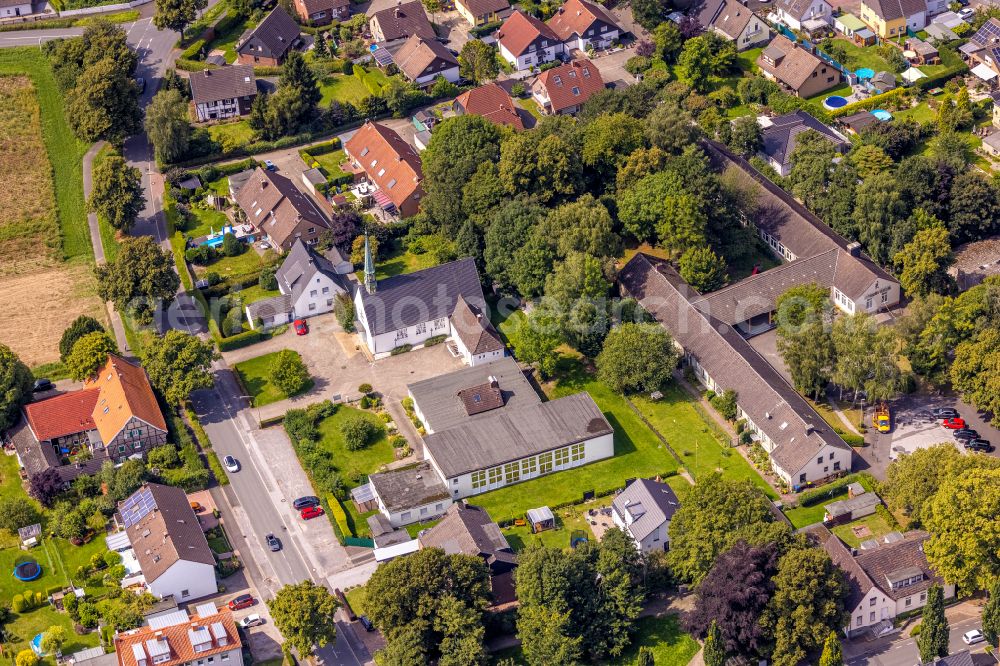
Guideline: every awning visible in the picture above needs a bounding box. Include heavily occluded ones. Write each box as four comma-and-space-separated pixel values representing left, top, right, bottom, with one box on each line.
374, 539, 419, 562
960, 41, 982, 56
902, 67, 928, 83
372, 190, 396, 211
972, 63, 998, 81
105, 531, 132, 552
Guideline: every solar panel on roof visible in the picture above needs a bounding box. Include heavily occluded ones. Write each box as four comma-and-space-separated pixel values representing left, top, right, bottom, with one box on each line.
372, 46, 395, 66
121, 486, 157, 528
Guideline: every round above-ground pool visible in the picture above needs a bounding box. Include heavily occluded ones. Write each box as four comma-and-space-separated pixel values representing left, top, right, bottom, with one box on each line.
13, 557, 41, 581
871, 109, 893, 121
823, 95, 849, 110
856, 67, 875, 80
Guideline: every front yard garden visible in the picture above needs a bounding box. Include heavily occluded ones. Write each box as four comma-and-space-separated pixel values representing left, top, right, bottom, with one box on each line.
830, 512, 896, 547
234, 350, 314, 406
319, 74, 371, 106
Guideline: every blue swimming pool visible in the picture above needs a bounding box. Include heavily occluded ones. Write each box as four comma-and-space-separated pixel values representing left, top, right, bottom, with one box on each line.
871, 109, 893, 121
202, 236, 224, 248
856, 67, 875, 80
823, 95, 849, 110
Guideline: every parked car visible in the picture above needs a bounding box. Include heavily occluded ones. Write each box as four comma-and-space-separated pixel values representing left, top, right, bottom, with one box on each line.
190, 501, 204, 512
359, 616, 374, 632
266, 533, 281, 551
224, 455, 240, 472
963, 629, 985, 645
953, 429, 979, 441
966, 438, 994, 452
931, 407, 960, 418
32, 378, 53, 393
294, 319, 308, 336
264, 160, 276, 171
240, 614, 265, 628
228, 594, 255, 610
301, 506, 325, 520
292, 496, 320, 510
959, 7, 974, 19
942, 418, 966, 429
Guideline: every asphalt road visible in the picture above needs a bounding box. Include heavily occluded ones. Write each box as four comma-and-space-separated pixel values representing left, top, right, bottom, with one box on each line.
845, 613, 988, 666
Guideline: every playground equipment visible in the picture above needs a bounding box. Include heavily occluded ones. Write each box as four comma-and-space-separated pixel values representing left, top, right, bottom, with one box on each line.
13, 556, 42, 581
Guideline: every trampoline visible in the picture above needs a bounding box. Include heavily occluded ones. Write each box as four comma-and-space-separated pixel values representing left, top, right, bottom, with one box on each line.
823, 95, 848, 110
13, 556, 42, 581
856, 67, 875, 80
871, 109, 893, 121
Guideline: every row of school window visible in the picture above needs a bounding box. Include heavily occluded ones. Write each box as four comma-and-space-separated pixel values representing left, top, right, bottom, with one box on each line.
470, 443, 586, 489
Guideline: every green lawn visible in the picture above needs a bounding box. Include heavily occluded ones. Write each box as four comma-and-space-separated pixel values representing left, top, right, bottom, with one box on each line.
471, 358, 681, 524
516, 97, 544, 120
487, 303, 525, 348
631, 386, 777, 499
737, 46, 764, 73
192, 246, 268, 279
206, 175, 229, 197
344, 586, 368, 616
500, 506, 592, 552
183, 203, 229, 239
311, 149, 352, 181
494, 613, 698, 665
234, 350, 314, 406
782, 499, 831, 529
206, 13, 253, 63
3, 604, 100, 664
355, 239, 440, 281
805, 80, 853, 103
893, 101, 935, 124
831, 512, 895, 547
319, 74, 371, 106
0, 48, 91, 261
825, 39, 896, 76
233, 283, 280, 305
207, 120, 254, 146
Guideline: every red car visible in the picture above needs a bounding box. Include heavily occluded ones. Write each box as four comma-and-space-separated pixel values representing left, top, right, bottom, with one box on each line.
300, 505, 325, 520
943, 418, 967, 429
294, 319, 308, 335
228, 594, 255, 610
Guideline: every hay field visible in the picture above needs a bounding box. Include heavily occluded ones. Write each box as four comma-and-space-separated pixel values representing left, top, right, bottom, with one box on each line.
0, 74, 104, 366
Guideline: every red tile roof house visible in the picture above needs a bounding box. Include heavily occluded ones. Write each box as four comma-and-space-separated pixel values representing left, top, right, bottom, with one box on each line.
114, 603, 242, 666
453, 83, 526, 130
546, 0, 624, 53
344, 121, 424, 218
292, 0, 349, 25
496, 10, 564, 71
530, 58, 605, 115
234, 167, 331, 252
393, 34, 460, 86
9, 355, 169, 487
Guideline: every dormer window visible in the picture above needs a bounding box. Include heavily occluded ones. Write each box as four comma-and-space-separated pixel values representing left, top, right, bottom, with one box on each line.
360, 147, 369, 157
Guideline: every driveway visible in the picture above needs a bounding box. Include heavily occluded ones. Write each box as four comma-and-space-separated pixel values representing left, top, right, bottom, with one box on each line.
588, 45, 638, 89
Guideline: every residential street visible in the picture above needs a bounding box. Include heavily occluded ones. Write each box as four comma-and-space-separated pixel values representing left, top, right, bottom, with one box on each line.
845, 601, 991, 666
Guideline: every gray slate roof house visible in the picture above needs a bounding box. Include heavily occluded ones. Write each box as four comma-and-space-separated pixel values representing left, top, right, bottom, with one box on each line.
612, 478, 681, 544
918, 652, 973, 666
760, 110, 850, 176
865, 0, 926, 21
188, 64, 257, 108
369, 0, 436, 43
356, 257, 487, 336
236, 6, 300, 64
419, 502, 517, 573
369, 462, 450, 513
245, 238, 350, 325
451, 296, 505, 358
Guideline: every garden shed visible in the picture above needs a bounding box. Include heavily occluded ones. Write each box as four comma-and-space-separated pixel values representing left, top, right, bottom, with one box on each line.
526, 506, 555, 533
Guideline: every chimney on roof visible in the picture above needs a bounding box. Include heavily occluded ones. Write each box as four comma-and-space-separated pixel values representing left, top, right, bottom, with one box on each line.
488, 375, 498, 388
261, 179, 268, 188
846, 241, 862, 257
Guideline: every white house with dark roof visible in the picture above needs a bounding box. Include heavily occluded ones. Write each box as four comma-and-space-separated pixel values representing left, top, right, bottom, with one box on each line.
0, 0, 33, 17
188, 65, 257, 122
815, 526, 954, 637
710, 0, 770, 50
758, 110, 850, 177
612, 478, 680, 553
235, 6, 300, 66
245, 239, 351, 329
774, 0, 832, 30
354, 243, 505, 364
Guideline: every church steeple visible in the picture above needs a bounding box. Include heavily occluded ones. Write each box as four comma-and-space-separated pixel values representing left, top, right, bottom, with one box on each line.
364, 234, 376, 294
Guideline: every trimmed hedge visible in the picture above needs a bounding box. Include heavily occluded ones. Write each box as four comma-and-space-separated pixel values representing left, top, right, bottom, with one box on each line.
217, 328, 265, 351
326, 495, 353, 540
253, 66, 282, 77
307, 137, 343, 156
390, 344, 412, 356
469, 20, 501, 37
830, 87, 907, 117
798, 472, 874, 506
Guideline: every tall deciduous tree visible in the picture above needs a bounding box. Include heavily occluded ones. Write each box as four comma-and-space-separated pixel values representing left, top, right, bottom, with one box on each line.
511, 306, 562, 379
499, 130, 582, 203
983, 580, 1000, 646
619, 171, 706, 249
153, 0, 207, 37
763, 548, 848, 666
703, 621, 726, 666
924, 466, 1000, 591
883, 444, 965, 526
854, 171, 907, 264
66, 57, 142, 143
581, 113, 647, 186
458, 39, 498, 84
89, 153, 145, 234
483, 198, 545, 289
667, 475, 786, 585
727, 115, 762, 157
677, 36, 714, 92
270, 350, 310, 396
140, 330, 217, 406
951, 328, 1000, 426
66, 332, 118, 381
645, 102, 698, 153
775, 284, 833, 400
679, 246, 727, 293
59, 315, 106, 362
596, 323, 678, 394
818, 631, 843, 666
267, 580, 339, 656
685, 540, 779, 655
893, 223, 953, 297
0, 344, 36, 432
145, 89, 191, 164
96, 236, 180, 324
917, 585, 949, 663
538, 195, 622, 260
517, 606, 582, 666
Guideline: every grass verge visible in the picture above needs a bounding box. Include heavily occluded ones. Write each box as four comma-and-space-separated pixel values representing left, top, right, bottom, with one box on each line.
234, 350, 313, 406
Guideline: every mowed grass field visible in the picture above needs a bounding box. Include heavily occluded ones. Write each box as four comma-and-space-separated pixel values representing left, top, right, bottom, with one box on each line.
0, 50, 105, 366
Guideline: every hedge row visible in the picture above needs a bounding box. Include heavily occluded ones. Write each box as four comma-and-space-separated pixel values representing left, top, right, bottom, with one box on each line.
168, 130, 321, 168
326, 494, 353, 541
469, 20, 501, 37
798, 471, 874, 506
829, 87, 907, 118
217, 328, 265, 351
306, 137, 342, 156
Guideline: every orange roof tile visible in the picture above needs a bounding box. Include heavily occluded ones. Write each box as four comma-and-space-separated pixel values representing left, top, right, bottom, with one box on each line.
114, 608, 241, 666
546, 0, 621, 41
343, 121, 424, 211
497, 10, 560, 57
454, 83, 525, 130
86, 354, 167, 443
23, 389, 101, 442
533, 58, 605, 113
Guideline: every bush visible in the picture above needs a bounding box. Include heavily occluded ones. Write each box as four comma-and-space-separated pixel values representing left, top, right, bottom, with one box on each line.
186, 244, 216, 264
390, 343, 412, 356
217, 329, 264, 351
625, 55, 652, 75
259, 265, 278, 290
334, 292, 355, 332
358, 383, 373, 394
269, 350, 311, 396
16, 650, 38, 666
12, 594, 26, 613
221, 233, 243, 257
359, 395, 371, 409
511, 82, 525, 97
423, 334, 447, 347
326, 495, 353, 540
284, 409, 319, 444
340, 414, 382, 451
389, 434, 406, 449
